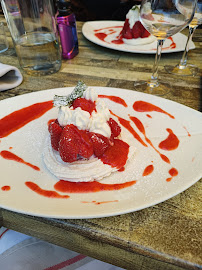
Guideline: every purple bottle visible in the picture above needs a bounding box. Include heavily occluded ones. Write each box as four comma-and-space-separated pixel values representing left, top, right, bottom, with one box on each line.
56, 0, 79, 59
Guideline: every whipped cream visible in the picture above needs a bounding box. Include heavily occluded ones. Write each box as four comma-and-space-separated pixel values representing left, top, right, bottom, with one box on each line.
123, 35, 155, 46
58, 87, 111, 137
126, 6, 140, 29
83, 87, 98, 102
89, 111, 111, 137
71, 108, 90, 130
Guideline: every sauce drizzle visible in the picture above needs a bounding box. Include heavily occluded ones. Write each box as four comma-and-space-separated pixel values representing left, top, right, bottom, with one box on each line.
0, 101, 53, 138
143, 165, 154, 176
25, 182, 69, 198
54, 180, 136, 193
166, 168, 178, 182
183, 126, 191, 137
133, 101, 175, 119
158, 128, 179, 151
110, 111, 147, 147
129, 116, 170, 164
99, 95, 128, 107
94, 33, 108, 42
0, 150, 40, 171
1, 186, 11, 191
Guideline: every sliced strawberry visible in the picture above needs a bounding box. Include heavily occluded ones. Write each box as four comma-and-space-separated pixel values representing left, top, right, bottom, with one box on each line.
101, 139, 129, 169
121, 19, 133, 39
108, 118, 121, 138
48, 120, 63, 151
78, 130, 93, 159
88, 132, 110, 157
121, 19, 129, 36
141, 28, 150, 38
124, 28, 133, 39
59, 124, 80, 162
132, 21, 142, 39
72, 98, 96, 114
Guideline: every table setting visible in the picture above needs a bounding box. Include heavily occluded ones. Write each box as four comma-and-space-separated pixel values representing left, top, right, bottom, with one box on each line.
0, 0, 201, 269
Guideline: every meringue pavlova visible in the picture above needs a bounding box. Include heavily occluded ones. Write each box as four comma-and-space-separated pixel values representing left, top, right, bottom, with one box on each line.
121, 5, 155, 46
43, 81, 135, 182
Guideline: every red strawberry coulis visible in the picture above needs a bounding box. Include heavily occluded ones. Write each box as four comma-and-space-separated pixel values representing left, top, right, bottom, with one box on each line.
143, 165, 154, 176
54, 179, 136, 193
94, 32, 108, 42
110, 111, 147, 147
158, 128, 179, 151
0, 150, 40, 171
99, 95, 128, 107
25, 182, 69, 198
129, 116, 171, 163
133, 101, 175, 119
0, 101, 53, 138
166, 168, 178, 182
1, 185, 11, 191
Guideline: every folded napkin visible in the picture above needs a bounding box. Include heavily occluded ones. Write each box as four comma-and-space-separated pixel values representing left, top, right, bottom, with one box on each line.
0, 63, 23, 91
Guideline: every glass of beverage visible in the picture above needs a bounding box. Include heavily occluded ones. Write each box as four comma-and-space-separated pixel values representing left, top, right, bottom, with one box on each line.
165, 0, 202, 76
1, 0, 61, 76
134, 0, 196, 96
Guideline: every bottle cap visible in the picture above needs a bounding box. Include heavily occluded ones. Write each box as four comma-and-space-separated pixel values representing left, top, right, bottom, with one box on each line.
57, 0, 71, 16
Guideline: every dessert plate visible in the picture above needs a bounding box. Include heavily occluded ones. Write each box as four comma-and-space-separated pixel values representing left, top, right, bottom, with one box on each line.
82, 21, 195, 54
0, 87, 202, 219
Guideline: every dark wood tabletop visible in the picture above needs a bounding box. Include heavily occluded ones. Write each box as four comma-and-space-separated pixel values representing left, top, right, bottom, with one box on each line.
0, 17, 202, 270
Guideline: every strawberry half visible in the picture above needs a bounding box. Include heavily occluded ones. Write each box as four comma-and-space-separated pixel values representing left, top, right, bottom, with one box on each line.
108, 118, 121, 138
132, 21, 142, 39
48, 120, 63, 151
78, 130, 93, 159
121, 19, 133, 39
141, 28, 150, 38
59, 124, 80, 162
88, 132, 110, 157
72, 98, 96, 114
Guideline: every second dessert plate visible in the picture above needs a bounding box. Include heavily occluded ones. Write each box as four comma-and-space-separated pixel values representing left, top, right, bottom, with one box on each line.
82, 21, 195, 54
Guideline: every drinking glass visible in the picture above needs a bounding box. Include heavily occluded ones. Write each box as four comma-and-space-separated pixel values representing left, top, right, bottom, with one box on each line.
165, 0, 202, 76
0, 21, 8, 53
1, 0, 61, 76
134, 0, 196, 96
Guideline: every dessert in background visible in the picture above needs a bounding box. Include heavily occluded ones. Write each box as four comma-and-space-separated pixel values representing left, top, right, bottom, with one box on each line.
121, 5, 155, 45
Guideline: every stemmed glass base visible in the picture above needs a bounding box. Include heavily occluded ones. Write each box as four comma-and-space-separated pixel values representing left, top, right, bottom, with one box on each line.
164, 64, 199, 77
133, 39, 170, 96
134, 79, 170, 96
164, 24, 199, 77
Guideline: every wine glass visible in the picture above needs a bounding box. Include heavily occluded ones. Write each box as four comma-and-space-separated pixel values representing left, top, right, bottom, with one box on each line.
134, 0, 196, 96
165, 0, 202, 76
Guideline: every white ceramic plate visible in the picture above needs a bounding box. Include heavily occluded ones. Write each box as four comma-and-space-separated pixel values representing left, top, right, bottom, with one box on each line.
0, 87, 202, 219
82, 21, 195, 54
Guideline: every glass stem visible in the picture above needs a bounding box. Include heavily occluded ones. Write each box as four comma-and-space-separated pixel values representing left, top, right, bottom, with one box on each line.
179, 26, 197, 68
150, 39, 164, 87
